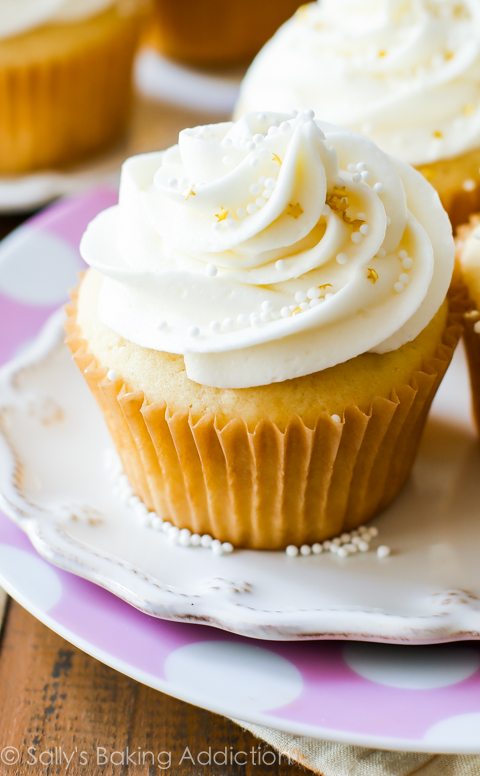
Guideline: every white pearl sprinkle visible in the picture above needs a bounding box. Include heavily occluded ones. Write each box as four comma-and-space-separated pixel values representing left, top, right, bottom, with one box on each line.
106, 369, 117, 381
399, 273, 409, 284
236, 313, 248, 326
394, 281, 404, 293
286, 545, 299, 557
206, 263, 218, 277
157, 320, 168, 331
360, 224, 369, 235
189, 326, 200, 337
300, 544, 311, 556
179, 528, 192, 546
221, 318, 233, 332
222, 542, 234, 554
261, 300, 274, 313
352, 173, 362, 183
402, 256, 413, 269
237, 207, 246, 218
246, 203, 258, 215
398, 249, 408, 259
200, 534, 213, 547
211, 539, 223, 555
331, 414, 341, 423
307, 287, 320, 299
312, 543, 323, 555
336, 253, 348, 265
275, 259, 286, 271
351, 232, 362, 243
294, 291, 307, 303
360, 171, 370, 182
373, 182, 384, 193
209, 320, 221, 333
250, 182, 261, 195
377, 545, 391, 559
256, 197, 266, 208
280, 306, 290, 318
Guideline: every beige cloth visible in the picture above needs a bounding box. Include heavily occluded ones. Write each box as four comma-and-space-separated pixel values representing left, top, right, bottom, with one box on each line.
239, 722, 480, 776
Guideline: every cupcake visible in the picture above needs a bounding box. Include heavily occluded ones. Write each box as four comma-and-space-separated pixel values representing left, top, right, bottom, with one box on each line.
236, 0, 480, 227
146, 0, 304, 67
456, 219, 480, 432
66, 111, 462, 550
0, 0, 145, 174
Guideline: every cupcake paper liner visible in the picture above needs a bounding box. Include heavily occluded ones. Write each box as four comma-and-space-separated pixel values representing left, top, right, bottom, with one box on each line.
65, 284, 468, 550
0, 5, 143, 174
464, 311, 480, 434
456, 220, 480, 435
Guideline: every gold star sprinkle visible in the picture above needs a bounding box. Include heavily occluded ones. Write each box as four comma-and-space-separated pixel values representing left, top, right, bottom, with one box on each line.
184, 187, 196, 200
463, 103, 475, 116
292, 306, 303, 315
318, 283, 332, 293
367, 267, 379, 284
433, 130, 443, 139
378, 49, 387, 58
287, 202, 304, 219
444, 50, 455, 61
215, 207, 229, 222
272, 153, 282, 165
326, 186, 349, 215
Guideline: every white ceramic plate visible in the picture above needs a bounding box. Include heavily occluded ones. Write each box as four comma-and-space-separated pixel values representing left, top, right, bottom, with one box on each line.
1, 190, 480, 645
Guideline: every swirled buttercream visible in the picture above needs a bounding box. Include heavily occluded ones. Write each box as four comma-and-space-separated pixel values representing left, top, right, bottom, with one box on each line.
80, 111, 453, 388
236, 0, 480, 165
0, 0, 114, 39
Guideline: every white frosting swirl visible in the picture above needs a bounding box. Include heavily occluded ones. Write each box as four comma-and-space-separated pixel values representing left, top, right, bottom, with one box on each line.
80, 111, 453, 389
236, 0, 480, 165
0, 0, 114, 39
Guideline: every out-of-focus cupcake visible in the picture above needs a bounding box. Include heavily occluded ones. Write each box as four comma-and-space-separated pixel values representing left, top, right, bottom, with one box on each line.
236, 0, 480, 227
456, 218, 480, 432
146, 0, 304, 67
0, 0, 146, 174
66, 111, 463, 550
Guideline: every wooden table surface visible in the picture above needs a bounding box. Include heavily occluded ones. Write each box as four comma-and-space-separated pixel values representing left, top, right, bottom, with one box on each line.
0, 214, 308, 775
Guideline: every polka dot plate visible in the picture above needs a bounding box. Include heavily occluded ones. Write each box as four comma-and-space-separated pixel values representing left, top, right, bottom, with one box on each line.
1, 190, 480, 753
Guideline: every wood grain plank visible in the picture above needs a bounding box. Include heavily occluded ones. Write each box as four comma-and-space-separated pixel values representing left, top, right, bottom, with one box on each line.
0, 603, 306, 775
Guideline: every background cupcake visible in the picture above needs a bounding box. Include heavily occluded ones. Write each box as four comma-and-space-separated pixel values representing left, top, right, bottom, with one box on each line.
0, 0, 146, 174
456, 218, 480, 432
236, 0, 480, 227
146, 0, 303, 67
67, 111, 461, 550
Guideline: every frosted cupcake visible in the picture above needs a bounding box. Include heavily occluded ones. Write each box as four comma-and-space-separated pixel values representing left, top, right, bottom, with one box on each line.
147, 0, 303, 67
236, 0, 480, 227
456, 219, 480, 432
66, 111, 462, 550
0, 0, 145, 174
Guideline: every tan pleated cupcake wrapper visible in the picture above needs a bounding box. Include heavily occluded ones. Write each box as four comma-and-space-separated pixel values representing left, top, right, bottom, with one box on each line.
463, 311, 480, 434
0, 4, 143, 174
456, 218, 480, 435
66, 284, 468, 550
